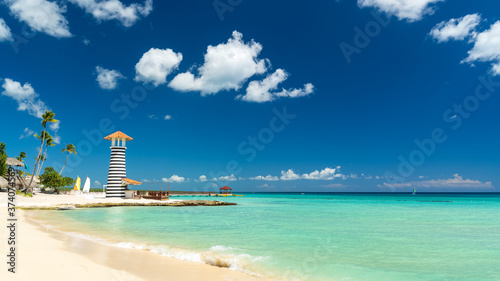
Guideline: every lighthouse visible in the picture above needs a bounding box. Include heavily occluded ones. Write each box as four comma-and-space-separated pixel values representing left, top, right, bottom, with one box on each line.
104, 131, 141, 198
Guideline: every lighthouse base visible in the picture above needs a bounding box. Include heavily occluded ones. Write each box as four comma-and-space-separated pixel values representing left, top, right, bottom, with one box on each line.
106, 146, 127, 198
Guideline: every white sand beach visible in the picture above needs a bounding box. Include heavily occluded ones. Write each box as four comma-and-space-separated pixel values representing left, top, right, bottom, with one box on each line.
0, 193, 263, 281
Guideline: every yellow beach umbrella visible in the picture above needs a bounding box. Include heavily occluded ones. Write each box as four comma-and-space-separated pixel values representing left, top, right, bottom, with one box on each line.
74, 176, 81, 191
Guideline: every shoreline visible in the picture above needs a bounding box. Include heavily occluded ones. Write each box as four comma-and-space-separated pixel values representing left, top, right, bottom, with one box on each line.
0, 194, 263, 281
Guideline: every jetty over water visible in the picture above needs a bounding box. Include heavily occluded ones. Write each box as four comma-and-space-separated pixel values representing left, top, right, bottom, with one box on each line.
169, 193, 243, 197
134, 185, 244, 198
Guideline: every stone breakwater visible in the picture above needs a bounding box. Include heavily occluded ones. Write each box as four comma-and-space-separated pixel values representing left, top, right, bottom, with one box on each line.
18, 200, 237, 210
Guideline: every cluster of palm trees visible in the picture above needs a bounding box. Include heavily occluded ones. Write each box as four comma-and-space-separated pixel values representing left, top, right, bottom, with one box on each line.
26, 110, 77, 190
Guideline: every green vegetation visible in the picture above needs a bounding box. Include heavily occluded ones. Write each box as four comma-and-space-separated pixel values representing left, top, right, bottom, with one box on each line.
0, 142, 6, 177
15, 151, 26, 162
16, 190, 33, 197
39, 167, 74, 194
15, 151, 27, 176
3, 110, 80, 195
60, 144, 77, 175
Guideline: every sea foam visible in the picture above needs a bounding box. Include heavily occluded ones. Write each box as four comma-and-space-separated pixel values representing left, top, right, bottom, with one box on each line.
36, 220, 264, 277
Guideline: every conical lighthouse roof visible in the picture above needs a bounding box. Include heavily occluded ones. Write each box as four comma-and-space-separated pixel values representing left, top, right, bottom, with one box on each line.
104, 131, 133, 141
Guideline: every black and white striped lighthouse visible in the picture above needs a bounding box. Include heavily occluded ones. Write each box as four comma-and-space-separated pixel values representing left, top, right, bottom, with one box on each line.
104, 131, 133, 198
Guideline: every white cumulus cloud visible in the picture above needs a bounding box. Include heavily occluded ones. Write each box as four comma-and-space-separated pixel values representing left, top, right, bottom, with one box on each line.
164, 114, 172, 120
217, 174, 237, 182
280, 167, 345, 181
162, 175, 186, 183
302, 167, 343, 180
96, 66, 125, 90
1, 78, 49, 118
169, 31, 267, 95
280, 169, 301, 181
463, 21, 500, 76
135, 48, 183, 86
4, 0, 71, 38
249, 175, 279, 181
198, 175, 208, 182
68, 0, 152, 27
379, 174, 493, 189
238, 69, 314, 103
0, 19, 13, 42
430, 14, 482, 43
358, 0, 442, 22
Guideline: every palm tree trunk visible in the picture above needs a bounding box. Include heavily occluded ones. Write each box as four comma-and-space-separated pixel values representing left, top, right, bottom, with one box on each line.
37, 146, 48, 175
28, 127, 46, 191
42, 146, 48, 174
60, 152, 69, 175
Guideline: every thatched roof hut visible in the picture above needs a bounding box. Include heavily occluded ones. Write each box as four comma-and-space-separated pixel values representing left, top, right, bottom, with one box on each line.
0, 177, 9, 188
6, 158, 24, 167
0, 175, 38, 190
23, 175, 40, 186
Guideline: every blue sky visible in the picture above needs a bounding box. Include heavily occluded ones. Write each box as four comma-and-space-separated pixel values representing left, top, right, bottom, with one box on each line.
1, 0, 500, 192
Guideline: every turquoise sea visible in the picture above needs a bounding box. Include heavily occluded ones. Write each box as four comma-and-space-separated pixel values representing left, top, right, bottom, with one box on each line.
35, 193, 500, 281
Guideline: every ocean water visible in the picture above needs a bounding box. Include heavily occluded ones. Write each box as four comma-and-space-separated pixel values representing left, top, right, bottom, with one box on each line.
34, 193, 500, 281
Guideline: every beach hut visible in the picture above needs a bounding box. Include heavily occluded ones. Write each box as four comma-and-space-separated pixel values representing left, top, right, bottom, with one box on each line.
6, 158, 25, 167
220, 186, 232, 195
22, 176, 39, 187
4, 158, 33, 189
0, 177, 8, 189
121, 178, 142, 198
104, 131, 142, 198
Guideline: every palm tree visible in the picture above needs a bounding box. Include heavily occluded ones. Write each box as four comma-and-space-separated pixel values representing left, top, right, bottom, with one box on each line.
15, 151, 27, 176
35, 155, 46, 162
29, 131, 52, 190
16, 152, 27, 162
37, 136, 55, 175
32, 131, 51, 178
60, 144, 76, 175
28, 110, 58, 189
33, 131, 51, 168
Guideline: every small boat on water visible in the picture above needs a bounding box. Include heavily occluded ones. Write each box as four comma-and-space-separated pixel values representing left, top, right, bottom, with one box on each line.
412, 187, 416, 195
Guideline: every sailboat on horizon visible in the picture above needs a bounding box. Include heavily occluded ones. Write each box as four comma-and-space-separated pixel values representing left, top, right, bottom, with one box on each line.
412, 187, 416, 195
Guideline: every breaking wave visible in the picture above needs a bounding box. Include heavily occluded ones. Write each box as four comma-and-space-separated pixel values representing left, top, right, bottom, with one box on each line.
35, 219, 265, 277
